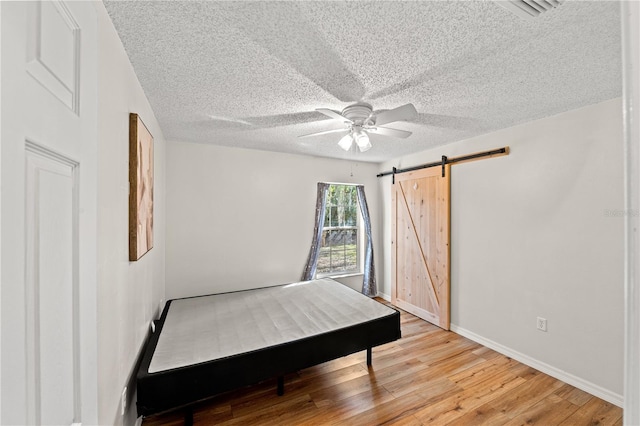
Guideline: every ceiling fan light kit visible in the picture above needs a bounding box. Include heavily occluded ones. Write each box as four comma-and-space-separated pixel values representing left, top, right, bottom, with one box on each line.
338, 133, 354, 151
355, 131, 371, 152
338, 127, 372, 152
299, 102, 417, 153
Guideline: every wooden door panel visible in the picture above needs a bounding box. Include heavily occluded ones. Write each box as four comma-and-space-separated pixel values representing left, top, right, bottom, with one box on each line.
396, 179, 440, 324
392, 166, 450, 329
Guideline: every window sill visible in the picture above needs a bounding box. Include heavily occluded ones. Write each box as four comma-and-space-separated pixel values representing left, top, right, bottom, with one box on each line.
317, 272, 363, 279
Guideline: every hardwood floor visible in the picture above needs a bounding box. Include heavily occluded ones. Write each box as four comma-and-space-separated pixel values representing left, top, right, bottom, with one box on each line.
143, 304, 622, 425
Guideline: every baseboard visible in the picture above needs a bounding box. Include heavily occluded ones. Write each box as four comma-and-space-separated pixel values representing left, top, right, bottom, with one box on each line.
450, 324, 623, 408
377, 292, 391, 302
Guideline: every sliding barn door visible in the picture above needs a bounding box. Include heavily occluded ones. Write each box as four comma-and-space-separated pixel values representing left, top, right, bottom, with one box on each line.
391, 166, 451, 330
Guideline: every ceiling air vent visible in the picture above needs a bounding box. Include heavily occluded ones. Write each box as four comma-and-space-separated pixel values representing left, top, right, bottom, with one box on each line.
496, 0, 565, 20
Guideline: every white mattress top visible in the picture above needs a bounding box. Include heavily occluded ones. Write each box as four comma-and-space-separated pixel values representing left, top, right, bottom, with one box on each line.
149, 278, 395, 373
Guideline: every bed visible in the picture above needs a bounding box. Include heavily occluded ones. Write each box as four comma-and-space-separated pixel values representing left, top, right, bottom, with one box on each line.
136, 278, 401, 419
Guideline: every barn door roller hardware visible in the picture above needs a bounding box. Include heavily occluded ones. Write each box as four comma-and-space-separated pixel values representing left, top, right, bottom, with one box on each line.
377, 146, 509, 182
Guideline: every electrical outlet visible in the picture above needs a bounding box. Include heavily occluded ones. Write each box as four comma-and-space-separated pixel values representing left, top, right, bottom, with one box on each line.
537, 317, 547, 332
121, 386, 127, 416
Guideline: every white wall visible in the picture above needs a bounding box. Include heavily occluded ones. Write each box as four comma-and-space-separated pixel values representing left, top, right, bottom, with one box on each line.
95, 4, 166, 425
166, 142, 381, 299
379, 98, 624, 403
0, 4, 3, 420
622, 1, 640, 422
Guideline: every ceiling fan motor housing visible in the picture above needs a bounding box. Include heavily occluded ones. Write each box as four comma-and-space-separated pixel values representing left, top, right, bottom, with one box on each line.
341, 103, 374, 125
299, 102, 415, 146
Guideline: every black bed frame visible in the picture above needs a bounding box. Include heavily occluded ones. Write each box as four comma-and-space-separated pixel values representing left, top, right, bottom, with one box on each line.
136, 291, 401, 421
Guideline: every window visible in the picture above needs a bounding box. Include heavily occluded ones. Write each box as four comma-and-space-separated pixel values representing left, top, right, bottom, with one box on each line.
317, 184, 361, 276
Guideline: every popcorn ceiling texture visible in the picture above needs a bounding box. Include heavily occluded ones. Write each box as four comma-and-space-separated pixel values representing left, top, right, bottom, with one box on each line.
104, 1, 621, 163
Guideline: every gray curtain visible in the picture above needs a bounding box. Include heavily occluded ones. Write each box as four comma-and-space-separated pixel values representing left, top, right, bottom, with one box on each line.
302, 182, 330, 281
356, 185, 377, 296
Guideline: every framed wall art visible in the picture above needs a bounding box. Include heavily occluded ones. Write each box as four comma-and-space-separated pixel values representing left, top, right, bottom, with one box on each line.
129, 113, 154, 261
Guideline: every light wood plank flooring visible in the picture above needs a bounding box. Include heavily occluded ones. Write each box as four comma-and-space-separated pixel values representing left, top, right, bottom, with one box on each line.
143, 303, 622, 425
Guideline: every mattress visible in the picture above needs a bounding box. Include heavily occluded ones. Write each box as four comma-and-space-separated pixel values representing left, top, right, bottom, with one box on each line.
137, 278, 401, 417
149, 278, 396, 373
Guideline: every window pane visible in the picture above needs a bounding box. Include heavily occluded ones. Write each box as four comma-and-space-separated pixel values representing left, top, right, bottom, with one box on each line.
319, 184, 360, 276
329, 205, 338, 227
345, 205, 357, 226
317, 242, 332, 274
318, 229, 357, 274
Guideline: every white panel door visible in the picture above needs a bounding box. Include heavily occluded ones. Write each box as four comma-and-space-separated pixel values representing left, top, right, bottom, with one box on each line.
25, 145, 79, 425
1, 2, 97, 425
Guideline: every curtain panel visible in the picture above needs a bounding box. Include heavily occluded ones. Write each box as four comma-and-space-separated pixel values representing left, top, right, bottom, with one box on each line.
302, 183, 377, 297
356, 185, 376, 296
301, 182, 330, 281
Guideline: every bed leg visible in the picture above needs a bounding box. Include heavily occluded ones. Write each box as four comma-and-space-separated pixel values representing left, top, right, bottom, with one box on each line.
277, 375, 284, 396
184, 407, 193, 426
367, 347, 372, 366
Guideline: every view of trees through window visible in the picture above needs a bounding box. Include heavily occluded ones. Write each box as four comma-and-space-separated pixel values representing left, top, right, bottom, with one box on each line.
317, 184, 359, 275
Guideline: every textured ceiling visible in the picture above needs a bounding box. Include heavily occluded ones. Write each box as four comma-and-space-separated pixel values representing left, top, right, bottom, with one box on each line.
104, 1, 621, 163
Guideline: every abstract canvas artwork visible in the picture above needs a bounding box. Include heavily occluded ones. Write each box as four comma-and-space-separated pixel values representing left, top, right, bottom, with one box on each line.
129, 113, 154, 261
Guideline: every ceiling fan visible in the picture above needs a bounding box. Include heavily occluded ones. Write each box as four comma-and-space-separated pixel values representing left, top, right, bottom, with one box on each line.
298, 103, 418, 152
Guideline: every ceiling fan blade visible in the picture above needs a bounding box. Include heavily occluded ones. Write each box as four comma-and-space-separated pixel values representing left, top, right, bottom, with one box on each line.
196, 111, 333, 130
415, 113, 485, 130
316, 108, 353, 123
207, 115, 253, 126
245, 111, 331, 128
374, 104, 418, 126
298, 128, 349, 138
192, 116, 254, 130
226, 3, 365, 102
367, 126, 412, 139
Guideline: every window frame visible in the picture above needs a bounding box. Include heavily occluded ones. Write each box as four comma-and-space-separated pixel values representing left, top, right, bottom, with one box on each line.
315, 183, 363, 278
